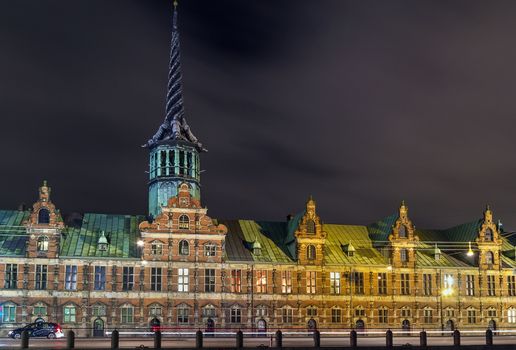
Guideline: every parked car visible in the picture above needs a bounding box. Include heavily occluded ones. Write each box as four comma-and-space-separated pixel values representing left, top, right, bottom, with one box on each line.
7, 322, 64, 339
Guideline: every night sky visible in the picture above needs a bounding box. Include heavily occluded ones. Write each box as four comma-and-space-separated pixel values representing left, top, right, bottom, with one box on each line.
2, 0, 516, 230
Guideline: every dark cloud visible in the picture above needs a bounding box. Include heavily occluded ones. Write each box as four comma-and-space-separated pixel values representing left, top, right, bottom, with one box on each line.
2, 0, 516, 231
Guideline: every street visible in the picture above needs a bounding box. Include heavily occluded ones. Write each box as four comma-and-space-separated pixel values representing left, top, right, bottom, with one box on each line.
1, 335, 516, 348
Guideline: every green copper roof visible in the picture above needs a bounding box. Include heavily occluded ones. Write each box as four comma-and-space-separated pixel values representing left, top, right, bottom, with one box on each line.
61, 213, 144, 258
0, 210, 30, 256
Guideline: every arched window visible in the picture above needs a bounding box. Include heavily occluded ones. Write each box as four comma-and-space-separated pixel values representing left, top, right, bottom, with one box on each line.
399, 225, 407, 238
38, 209, 50, 224
307, 245, 316, 260
151, 241, 163, 256
179, 215, 190, 229
486, 251, 494, 265
306, 220, 316, 234
179, 240, 189, 256
37, 236, 49, 252
485, 228, 493, 241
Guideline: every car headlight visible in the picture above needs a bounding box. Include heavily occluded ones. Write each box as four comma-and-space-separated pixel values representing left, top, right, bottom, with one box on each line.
8, 331, 12, 335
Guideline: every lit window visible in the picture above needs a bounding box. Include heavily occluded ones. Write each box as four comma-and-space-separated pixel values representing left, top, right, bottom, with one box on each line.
203, 305, 216, 318
37, 236, 49, 252
330, 272, 341, 294
179, 215, 189, 229
281, 271, 292, 294
508, 308, 516, 323
151, 241, 163, 256
307, 245, 316, 260
486, 251, 494, 265
178, 268, 189, 292
306, 220, 316, 234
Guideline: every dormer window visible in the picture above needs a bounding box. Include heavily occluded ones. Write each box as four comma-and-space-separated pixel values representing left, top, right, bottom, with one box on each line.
252, 241, 262, 256
38, 209, 50, 224
307, 245, 316, 260
485, 228, 493, 241
399, 225, 407, 238
97, 232, 108, 252
306, 220, 316, 234
37, 236, 49, 252
179, 240, 189, 256
179, 215, 189, 229
151, 241, 163, 256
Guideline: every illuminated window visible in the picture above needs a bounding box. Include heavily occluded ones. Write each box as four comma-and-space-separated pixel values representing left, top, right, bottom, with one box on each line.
64, 305, 76, 323
230, 270, 242, 293
307, 245, 316, 260
37, 236, 49, 252
178, 268, 189, 292
179, 240, 189, 255
38, 209, 50, 224
202, 305, 216, 318
151, 241, 163, 256
256, 305, 268, 317
306, 271, 316, 294
466, 275, 475, 296
508, 308, 516, 323
178, 215, 189, 229
400, 249, 408, 263
306, 220, 316, 234
487, 275, 496, 296
281, 271, 292, 294
65, 265, 77, 291
256, 270, 267, 293
330, 272, 341, 294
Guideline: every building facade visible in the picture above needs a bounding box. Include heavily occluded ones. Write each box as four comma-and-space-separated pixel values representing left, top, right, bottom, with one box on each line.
1, 4, 516, 337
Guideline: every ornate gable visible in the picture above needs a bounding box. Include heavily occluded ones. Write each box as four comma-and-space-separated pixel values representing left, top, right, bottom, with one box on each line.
139, 183, 227, 262
389, 201, 419, 268
476, 206, 502, 270
24, 181, 64, 258
295, 196, 326, 265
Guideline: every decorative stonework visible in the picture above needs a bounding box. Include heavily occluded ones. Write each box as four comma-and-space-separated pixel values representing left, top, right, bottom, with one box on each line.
295, 196, 326, 265
476, 206, 502, 270
389, 201, 419, 268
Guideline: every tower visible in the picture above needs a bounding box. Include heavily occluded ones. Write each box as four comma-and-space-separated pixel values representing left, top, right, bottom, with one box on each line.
143, 2, 206, 218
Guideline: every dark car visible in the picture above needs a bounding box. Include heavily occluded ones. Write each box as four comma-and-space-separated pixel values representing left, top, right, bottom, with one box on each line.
7, 322, 64, 339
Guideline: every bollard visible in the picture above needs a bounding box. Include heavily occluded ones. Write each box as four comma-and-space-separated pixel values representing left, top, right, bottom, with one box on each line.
236, 330, 244, 348
111, 329, 119, 350
154, 330, 162, 349
67, 330, 75, 349
386, 329, 393, 348
21, 330, 29, 349
196, 330, 203, 349
486, 329, 493, 346
350, 330, 357, 348
275, 330, 283, 348
453, 329, 460, 347
419, 330, 427, 347
313, 330, 321, 348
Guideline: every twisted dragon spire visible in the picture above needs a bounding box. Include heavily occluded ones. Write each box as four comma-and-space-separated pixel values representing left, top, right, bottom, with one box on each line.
144, 1, 206, 152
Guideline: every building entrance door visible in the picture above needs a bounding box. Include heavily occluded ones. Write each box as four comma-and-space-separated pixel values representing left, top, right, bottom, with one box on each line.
307, 319, 317, 331
445, 319, 454, 331
93, 318, 104, 337
488, 320, 496, 331
355, 319, 365, 331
